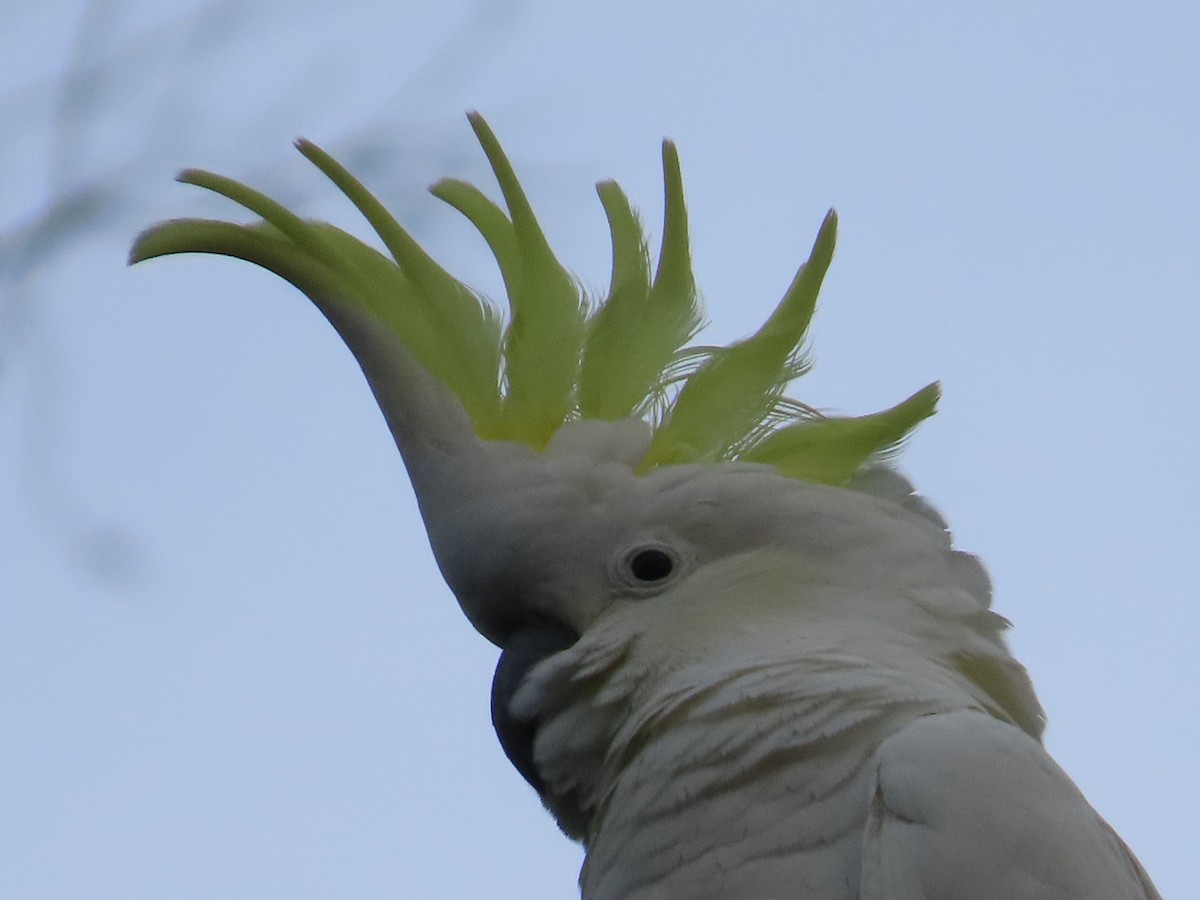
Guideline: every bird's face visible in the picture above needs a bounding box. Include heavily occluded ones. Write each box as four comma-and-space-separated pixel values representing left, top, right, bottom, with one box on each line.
423, 428, 967, 792
419, 423, 1036, 821
433, 430, 959, 653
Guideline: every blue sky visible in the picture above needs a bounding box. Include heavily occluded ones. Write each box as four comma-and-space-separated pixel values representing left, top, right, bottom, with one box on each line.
2, 2, 1195, 897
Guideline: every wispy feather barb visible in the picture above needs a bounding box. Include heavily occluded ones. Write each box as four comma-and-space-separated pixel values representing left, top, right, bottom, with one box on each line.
130, 112, 937, 484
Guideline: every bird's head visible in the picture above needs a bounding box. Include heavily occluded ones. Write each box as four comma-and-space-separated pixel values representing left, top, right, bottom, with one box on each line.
131, 113, 1038, 807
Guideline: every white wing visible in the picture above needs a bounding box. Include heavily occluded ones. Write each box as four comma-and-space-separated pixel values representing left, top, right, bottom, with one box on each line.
860, 710, 1160, 899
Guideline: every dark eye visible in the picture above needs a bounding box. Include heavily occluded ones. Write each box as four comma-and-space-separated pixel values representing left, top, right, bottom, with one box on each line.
628, 547, 675, 582
612, 539, 689, 595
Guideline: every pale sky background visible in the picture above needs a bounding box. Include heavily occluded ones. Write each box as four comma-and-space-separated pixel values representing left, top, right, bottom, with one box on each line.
2, 2, 1196, 897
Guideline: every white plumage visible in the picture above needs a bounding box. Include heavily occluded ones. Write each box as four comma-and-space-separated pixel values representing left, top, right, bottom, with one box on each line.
132, 115, 1161, 898
497, 462, 1159, 898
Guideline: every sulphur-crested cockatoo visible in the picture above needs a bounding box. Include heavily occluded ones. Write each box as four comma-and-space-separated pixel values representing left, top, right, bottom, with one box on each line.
131, 113, 1160, 899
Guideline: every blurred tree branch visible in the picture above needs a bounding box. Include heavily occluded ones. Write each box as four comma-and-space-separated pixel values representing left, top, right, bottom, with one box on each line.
1, 0, 522, 589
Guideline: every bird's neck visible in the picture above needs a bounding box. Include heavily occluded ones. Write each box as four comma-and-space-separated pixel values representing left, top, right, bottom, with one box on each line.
522, 631, 987, 900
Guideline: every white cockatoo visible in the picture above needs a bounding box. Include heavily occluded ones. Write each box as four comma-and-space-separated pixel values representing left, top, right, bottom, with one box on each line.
132, 113, 1160, 899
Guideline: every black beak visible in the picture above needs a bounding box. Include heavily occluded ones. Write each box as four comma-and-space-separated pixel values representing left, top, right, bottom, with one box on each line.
490, 617, 580, 793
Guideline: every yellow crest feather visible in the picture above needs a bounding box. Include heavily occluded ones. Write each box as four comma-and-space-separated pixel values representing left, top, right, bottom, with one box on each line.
130, 112, 937, 484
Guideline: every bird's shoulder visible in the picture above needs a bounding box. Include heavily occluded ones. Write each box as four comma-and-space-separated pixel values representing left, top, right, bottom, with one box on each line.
860, 710, 1160, 900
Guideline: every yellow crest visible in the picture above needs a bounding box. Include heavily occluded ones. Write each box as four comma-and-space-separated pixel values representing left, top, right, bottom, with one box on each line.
132, 113, 937, 484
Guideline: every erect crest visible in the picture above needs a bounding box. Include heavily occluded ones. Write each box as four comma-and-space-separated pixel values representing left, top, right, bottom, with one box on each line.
131, 112, 937, 485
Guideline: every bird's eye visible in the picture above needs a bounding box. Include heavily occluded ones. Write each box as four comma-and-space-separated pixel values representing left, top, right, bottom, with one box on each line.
612, 540, 689, 595
628, 547, 675, 582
